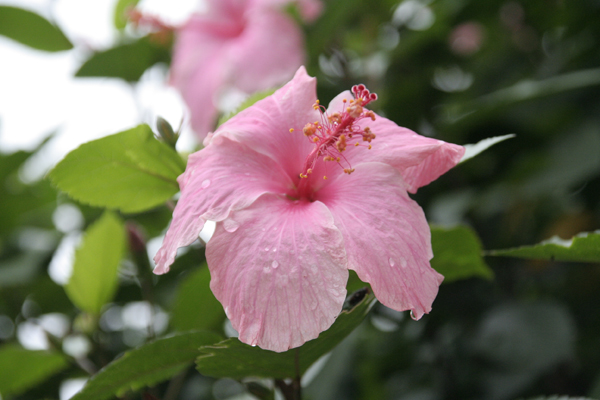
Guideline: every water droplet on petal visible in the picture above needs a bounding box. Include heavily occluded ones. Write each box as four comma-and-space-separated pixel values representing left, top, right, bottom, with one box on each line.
264, 247, 270, 252
410, 310, 418, 321
272, 248, 277, 252
223, 219, 239, 233
272, 260, 279, 269
388, 257, 396, 267
400, 257, 408, 268
201, 179, 211, 189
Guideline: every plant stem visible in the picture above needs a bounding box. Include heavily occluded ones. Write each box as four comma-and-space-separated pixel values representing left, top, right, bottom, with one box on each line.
276, 349, 302, 400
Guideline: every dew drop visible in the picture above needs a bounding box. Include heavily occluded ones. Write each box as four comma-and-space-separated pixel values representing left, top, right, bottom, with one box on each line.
410, 310, 418, 321
271, 260, 279, 269
272, 248, 277, 252
201, 179, 211, 189
264, 246, 270, 252
223, 219, 239, 233
388, 257, 396, 267
399, 257, 407, 268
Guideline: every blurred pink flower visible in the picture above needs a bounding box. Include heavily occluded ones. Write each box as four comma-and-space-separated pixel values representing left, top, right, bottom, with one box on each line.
154, 67, 464, 352
449, 22, 484, 55
170, 0, 319, 139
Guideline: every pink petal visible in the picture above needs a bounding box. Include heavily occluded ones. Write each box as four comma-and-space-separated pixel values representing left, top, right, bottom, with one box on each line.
170, 0, 306, 140
226, 8, 305, 93
316, 162, 444, 319
213, 66, 320, 184
153, 137, 293, 274
170, 14, 234, 138
206, 194, 348, 352
327, 93, 465, 193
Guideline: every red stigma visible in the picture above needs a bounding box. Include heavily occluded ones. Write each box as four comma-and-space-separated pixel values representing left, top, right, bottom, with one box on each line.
294, 84, 378, 189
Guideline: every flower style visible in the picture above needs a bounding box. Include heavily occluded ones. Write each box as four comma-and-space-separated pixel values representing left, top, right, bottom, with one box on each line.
154, 67, 465, 352
170, 0, 319, 139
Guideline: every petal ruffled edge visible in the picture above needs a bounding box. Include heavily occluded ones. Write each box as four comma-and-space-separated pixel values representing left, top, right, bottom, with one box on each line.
317, 162, 443, 319
327, 92, 465, 193
153, 137, 293, 274
207, 193, 348, 352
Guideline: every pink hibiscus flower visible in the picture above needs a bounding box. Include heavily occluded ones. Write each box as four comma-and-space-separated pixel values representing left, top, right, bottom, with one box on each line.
170, 0, 319, 139
154, 67, 465, 352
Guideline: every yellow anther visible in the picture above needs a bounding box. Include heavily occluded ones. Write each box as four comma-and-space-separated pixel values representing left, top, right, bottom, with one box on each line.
328, 112, 342, 124
355, 142, 359, 146
336, 134, 347, 152
336, 157, 340, 162
347, 103, 363, 118
343, 99, 347, 103
307, 169, 313, 174
323, 176, 328, 180
289, 128, 294, 133
303, 123, 316, 136
343, 168, 355, 174
368, 145, 372, 150
299, 173, 308, 179
365, 110, 376, 121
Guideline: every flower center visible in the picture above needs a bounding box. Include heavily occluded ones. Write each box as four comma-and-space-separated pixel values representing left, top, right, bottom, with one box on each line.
291, 84, 378, 184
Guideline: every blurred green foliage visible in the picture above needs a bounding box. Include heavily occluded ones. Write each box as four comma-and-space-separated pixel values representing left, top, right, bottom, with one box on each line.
1, 0, 600, 399
0, 6, 73, 52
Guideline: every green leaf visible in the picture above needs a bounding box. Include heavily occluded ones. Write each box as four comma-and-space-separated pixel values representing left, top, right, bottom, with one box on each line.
65, 212, 126, 314
487, 231, 600, 263
430, 225, 493, 282
444, 68, 600, 125
0, 148, 57, 237
196, 291, 376, 379
0, 6, 73, 51
71, 331, 222, 400
218, 89, 277, 126
0, 345, 69, 396
114, 0, 140, 30
48, 125, 184, 213
459, 134, 516, 163
75, 36, 170, 82
171, 265, 227, 332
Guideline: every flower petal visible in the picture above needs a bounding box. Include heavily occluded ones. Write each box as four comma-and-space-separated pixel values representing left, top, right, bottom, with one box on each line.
316, 162, 443, 319
213, 66, 320, 183
226, 8, 305, 94
153, 138, 292, 274
327, 93, 465, 193
206, 194, 348, 352
170, 13, 233, 139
